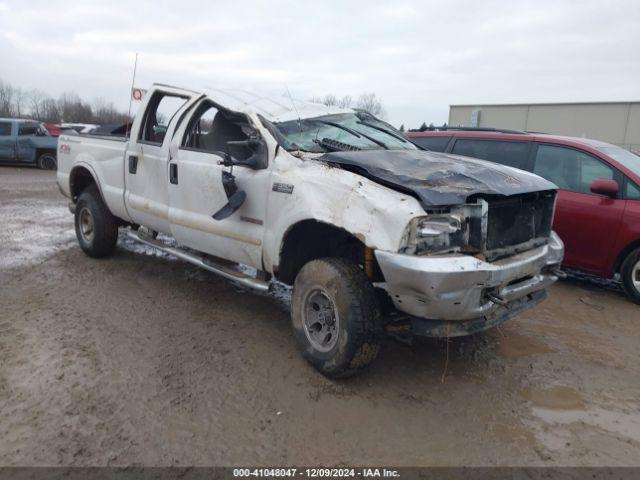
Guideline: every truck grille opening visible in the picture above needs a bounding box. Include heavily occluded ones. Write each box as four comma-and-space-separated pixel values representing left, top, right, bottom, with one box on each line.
471, 190, 556, 254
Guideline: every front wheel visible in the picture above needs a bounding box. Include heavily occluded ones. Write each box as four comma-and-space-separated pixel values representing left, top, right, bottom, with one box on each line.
37, 152, 57, 170
621, 247, 640, 304
74, 185, 119, 258
291, 258, 382, 378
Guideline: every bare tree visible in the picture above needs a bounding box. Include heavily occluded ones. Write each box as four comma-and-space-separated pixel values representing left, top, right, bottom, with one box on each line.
41, 98, 60, 123
310, 94, 354, 109
1, 77, 131, 124
13, 88, 27, 117
311, 92, 384, 117
355, 93, 385, 118
28, 89, 48, 121
58, 92, 93, 123
92, 98, 130, 124
0, 80, 16, 117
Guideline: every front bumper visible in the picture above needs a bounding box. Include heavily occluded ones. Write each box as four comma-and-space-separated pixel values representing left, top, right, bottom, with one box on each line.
375, 231, 564, 328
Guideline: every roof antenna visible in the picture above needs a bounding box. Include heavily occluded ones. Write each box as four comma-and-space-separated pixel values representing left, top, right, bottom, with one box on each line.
125, 52, 138, 139
284, 85, 302, 135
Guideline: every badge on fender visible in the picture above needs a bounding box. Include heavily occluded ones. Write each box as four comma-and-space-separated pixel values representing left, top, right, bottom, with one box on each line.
272, 182, 294, 194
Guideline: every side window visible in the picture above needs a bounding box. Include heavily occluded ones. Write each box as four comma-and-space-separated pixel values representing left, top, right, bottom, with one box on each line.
0, 122, 11, 136
411, 136, 451, 152
451, 139, 530, 170
579, 155, 614, 192
626, 181, 640, 200
533, 144, 615, 193
140, 93, 188, 145
182, 103, 248, 155
18, 123, 40, 136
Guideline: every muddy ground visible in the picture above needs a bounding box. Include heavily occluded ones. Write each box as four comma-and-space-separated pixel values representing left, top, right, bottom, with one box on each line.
0, 166, 639, 467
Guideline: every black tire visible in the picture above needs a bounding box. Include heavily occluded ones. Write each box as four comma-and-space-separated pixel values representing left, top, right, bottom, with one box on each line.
36, 152, 57, 170
620, 247, 640, 304
74, 185, 119, 258
291, 258, 382, 378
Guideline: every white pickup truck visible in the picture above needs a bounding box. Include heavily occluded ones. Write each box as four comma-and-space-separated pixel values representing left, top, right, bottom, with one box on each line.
57, 83, 564, 377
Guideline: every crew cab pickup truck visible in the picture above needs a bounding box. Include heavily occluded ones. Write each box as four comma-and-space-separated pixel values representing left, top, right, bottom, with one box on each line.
0, 118, 58, 169
57, 84, 564, 377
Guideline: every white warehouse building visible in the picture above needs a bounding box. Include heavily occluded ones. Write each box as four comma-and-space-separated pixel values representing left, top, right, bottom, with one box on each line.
448, 101, 640, 154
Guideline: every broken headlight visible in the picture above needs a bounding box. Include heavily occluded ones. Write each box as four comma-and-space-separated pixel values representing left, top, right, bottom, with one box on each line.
401, 213, 466, 255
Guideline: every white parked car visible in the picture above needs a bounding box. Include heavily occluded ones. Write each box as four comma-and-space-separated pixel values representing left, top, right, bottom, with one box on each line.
56, 83, 563, 377
61, 123, 99, 134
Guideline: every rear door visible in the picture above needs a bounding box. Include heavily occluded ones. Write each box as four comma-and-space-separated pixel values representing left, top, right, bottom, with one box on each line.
124, 87, 200, 233
532, 143, 625, 274
16, 122, 41, 163
0, 121, 14, 161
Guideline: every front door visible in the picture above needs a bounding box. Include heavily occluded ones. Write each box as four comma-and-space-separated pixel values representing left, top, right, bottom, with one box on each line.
124, 87, 199, 234
168, 100, 272, 269
532, 143, 626, 275
0, 121, 15, 161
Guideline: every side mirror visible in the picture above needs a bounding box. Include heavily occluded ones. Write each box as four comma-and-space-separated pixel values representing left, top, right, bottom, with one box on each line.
590, 178, 619, 198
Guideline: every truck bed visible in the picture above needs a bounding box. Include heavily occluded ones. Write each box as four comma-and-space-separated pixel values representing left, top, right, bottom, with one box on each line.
57, 134, 130, 221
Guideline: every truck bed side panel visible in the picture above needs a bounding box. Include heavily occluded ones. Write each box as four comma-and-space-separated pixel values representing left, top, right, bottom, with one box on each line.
57, 135, 130, 222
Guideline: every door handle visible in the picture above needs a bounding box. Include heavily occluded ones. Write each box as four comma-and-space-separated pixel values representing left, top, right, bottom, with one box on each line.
169, 163, 178, 184
128, 155, 138, 174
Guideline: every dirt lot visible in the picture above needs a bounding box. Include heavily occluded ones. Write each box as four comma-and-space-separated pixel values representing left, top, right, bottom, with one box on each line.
1, 166, 639, 467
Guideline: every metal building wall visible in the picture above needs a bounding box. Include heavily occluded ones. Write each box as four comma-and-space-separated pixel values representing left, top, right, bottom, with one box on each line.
448, 102, 640, 153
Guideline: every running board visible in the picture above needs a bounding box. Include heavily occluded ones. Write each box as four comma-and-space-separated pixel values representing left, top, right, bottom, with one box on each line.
126, 231, 270, 293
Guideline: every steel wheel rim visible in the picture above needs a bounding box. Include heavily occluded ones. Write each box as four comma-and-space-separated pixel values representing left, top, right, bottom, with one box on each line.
41, 154, 56, 170
79, 207, 95, 243
632, 259, 640, 291
302, 289, 340, 352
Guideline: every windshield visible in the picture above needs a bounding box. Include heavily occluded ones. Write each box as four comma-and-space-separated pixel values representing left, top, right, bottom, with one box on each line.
598, 146, 640, 176
272, 112, 417, 153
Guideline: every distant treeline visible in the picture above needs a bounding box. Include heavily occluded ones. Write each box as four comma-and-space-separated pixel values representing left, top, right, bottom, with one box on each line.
0, 78, 130, 125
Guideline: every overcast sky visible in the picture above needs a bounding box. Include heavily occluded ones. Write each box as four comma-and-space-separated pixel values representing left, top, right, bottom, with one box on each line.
1, 0, 639, 128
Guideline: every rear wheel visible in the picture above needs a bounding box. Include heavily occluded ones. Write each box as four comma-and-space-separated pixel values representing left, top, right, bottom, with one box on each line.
291, 258, 382, 378
37, 152, 57, 170
74, 185, 119, 258
621, 247, 640, 304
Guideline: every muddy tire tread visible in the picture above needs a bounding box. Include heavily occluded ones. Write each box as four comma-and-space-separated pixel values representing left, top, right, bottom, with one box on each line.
292, 257, 381, 378
75, 185, 119, 258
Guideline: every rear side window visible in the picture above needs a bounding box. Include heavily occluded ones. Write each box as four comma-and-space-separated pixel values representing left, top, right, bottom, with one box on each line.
140, 92, 188, 145
410, 136, 451, 152
533, 144, 615, 193
451, 139, 530, 170
0, 122, 11, 136
18, 123, 40, 136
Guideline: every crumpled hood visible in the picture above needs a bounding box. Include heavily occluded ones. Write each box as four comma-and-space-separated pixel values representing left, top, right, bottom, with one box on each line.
319, 149, 557, 207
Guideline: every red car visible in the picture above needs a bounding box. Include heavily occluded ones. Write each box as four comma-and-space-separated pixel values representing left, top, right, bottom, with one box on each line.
407, 128, 640, 303
43, 123, 61, 137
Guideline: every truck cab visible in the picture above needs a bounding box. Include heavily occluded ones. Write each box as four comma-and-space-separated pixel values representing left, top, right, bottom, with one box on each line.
56, 84, 564, 377
0, 118, 58, 169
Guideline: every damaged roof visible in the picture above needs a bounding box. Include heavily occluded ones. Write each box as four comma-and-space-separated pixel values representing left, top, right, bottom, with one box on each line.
202, 87, 352, 123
